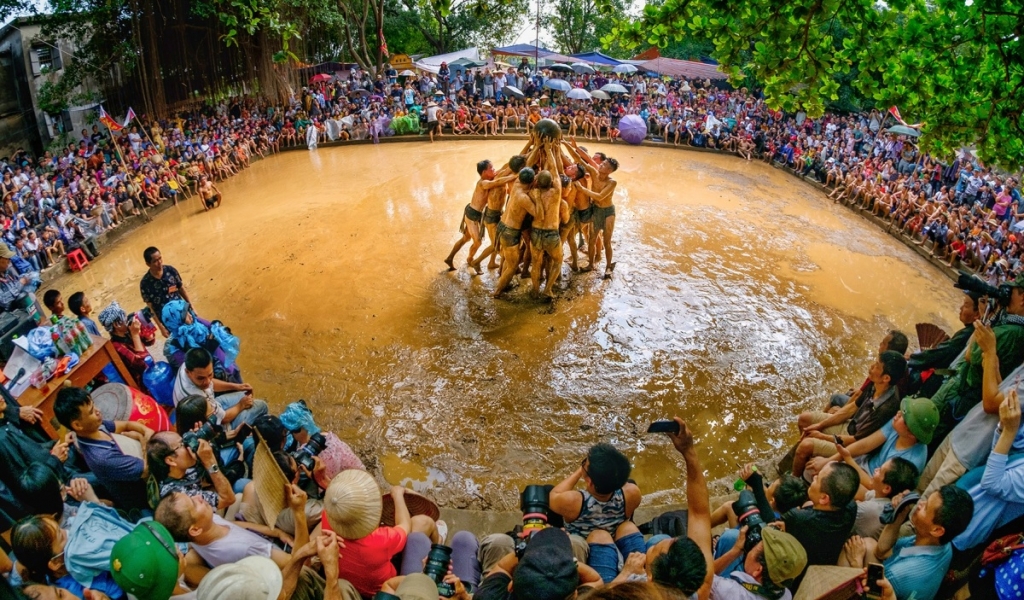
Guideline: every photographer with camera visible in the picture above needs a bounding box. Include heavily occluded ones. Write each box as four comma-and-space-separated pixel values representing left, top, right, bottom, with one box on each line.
146, 430, 236, 511
175, 394, 248, 487
238, 450, 328, 541
472, 527, 604, 600
711, 522, 807, 600
926, 273, 1024, 456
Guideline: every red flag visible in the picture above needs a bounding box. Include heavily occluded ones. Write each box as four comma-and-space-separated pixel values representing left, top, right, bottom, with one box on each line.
888, 106, 907, 126
99, 106, 123, 131
378, 27, 389, 58
123, 107, 137, 128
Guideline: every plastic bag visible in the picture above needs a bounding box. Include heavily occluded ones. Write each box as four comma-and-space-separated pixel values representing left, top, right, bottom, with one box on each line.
26, 327, 55, 360
210, 321, 240, 368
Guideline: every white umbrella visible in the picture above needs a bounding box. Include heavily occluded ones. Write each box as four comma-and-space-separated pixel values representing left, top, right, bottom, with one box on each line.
613, 64, 638, 74
600, 83, 629, 94
543, 79, 572, 92
400, 70, 416, 76
503, 85, 525, 99
548, 64, 574, 73
590, 90, 611, 100
567, 88, 592, 101
571, 62, 596, 74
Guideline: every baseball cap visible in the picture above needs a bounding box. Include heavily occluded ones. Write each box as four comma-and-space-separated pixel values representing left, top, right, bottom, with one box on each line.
761, 526, 807, 586
395, 573, 439, 600
512, 528, 577, 600
0, 244, 14, 259
196, 556, 283, 600
901, 396, 939, 444
109, 522, 180, 600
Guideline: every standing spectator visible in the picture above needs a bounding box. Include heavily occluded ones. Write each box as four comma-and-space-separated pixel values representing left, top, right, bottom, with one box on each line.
140, 246, 193, 338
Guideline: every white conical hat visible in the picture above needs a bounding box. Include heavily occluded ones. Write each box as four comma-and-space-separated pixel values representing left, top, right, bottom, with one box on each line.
324, 470, 382, 540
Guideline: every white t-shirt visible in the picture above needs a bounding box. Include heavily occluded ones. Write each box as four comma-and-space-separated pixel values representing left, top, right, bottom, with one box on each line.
173, 364, 226, 423
192, 515, 274, 568
711, 571, 792, 600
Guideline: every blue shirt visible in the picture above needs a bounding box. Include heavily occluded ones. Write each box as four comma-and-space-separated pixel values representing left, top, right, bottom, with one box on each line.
80, 316, 101, 336
76, 420, 148, 510
884, 536, 951, 600
55, 571, 126, 600
954, 452, 1024, 550
857, 421, 928, 475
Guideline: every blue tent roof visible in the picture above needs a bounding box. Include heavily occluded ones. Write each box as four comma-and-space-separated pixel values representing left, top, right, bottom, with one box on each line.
569, 51, 622, 66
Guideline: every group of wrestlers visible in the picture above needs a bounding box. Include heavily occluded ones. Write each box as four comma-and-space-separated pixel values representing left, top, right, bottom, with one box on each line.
443, 130, 619, 299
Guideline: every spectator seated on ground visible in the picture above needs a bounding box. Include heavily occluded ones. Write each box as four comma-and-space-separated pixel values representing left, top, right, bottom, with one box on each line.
794, 351, 908, 474
905, 293, 981, 398
0, 393, 70, 528
107, 521, 196, 600
54, 386, 153, 512
471, 527, 603, 600
162, 299, 241, 382
279, 400, 366, 478
950, 391, 1024, 558
67, 291, 101, 337
548, 442, 643, 583
173, 347, 262, 416
851, 457, 920, 540
839, 485, 974, 600
781, 461, 860, 573
800, 396, 937, 487
316, 470, 442, 598
98, 301, 155, 395
820, 332, 908, 414
146, 431, 237, 512
174, 394, 249, 482
711, 522, 808, 600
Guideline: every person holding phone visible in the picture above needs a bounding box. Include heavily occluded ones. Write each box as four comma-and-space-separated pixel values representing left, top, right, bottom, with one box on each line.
838, 484, 974, 600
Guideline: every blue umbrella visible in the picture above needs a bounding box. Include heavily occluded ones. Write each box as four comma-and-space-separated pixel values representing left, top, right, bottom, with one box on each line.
543, 79, 571, 92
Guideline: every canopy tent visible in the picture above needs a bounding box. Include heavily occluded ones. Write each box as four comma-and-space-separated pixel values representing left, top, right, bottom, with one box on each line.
491, 44, 577, 64
414, 47, 482, 74
569, 51, 623, 66
638, 57, 727, 80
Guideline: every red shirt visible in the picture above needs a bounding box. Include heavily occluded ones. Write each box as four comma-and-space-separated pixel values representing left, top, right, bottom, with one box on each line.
320, 511, 407, 597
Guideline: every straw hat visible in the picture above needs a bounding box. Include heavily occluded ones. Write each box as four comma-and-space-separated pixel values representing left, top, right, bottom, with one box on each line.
324, 470, 383, 540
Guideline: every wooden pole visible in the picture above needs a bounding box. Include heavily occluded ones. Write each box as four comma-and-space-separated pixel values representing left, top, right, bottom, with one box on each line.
101, 117, 151, 222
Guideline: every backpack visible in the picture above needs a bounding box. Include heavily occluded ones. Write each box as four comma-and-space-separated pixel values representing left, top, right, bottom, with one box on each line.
637, 509, 689, 538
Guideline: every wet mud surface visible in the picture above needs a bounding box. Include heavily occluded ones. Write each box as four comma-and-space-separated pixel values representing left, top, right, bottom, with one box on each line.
51, 142, 962, 510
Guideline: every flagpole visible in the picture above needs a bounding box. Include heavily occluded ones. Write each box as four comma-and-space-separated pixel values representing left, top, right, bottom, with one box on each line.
127, 110, 160, 151
101, 109, 151, 222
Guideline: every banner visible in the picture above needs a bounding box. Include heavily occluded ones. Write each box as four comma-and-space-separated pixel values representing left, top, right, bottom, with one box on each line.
98, 106, 123, 131
123, 107, 137, 128
888, 106, 907, 126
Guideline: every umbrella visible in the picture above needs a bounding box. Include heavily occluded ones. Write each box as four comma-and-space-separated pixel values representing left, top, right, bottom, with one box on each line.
543, 79, 572, 92
348, 88, 370, 96
494, 61, 514, 69
613, 64, 638, 74
503, 85, 525, 99
309, 73, 332, 83
590, 90, 611, 100
886, 125, 922, 137
619, 114, 647, 145
548, 64, 574, 73
601, 83, 629, 94
571, 62, 596, 74
567, 88, 592, 101
400, 70, 416, 76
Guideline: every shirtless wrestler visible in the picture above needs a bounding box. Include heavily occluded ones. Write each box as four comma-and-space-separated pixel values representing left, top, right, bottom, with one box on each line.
565, 141, 618, 278
472, 154, 527, 271
445, 160, 517, 273
530, 152, 569, 298
493, 168, 540, 298
199, 176, 222, 211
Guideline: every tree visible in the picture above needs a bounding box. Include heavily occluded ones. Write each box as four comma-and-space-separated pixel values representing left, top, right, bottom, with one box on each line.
545, 0, 627, 56
396, 0, 528, 55
606, 0, 1024, 167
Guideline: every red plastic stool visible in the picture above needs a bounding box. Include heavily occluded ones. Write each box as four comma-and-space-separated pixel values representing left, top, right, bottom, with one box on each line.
67, 249, 89, 272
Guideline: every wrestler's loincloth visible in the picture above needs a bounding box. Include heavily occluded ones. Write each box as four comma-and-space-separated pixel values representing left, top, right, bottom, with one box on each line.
484, 207, 502, 225
460, 204, 484, 233
531, 228, 561, 252
497, 222, 521, 248
592, 204, 615, 232
577, 205, 594, 223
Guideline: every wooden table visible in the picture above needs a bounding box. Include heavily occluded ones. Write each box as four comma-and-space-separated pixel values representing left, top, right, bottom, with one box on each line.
17, 335, 138, 439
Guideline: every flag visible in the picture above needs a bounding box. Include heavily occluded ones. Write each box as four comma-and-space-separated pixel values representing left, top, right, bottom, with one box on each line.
123, 107, 137, 128
98, 106, 123, 131
378, 27, 389, 58
888, 106, 907, 126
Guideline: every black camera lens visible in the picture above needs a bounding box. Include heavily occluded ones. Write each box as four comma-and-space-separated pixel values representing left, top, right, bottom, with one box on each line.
733, 490, 765, 553
424, 544, 455, 597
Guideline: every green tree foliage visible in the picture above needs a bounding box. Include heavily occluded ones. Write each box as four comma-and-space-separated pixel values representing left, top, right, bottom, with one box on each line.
395, 0, 529, 55
545, 0, 628, 56
607, 0, 1024, 167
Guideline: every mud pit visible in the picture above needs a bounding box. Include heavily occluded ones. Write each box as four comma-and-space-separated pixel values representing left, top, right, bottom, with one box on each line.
50, 141, 963, 510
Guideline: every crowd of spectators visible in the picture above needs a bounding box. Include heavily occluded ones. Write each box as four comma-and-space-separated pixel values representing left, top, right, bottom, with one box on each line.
1, 59, 1024, 600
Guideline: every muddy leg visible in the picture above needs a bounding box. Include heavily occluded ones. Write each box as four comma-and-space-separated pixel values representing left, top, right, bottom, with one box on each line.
445, 226, 470, 270
493, 246, 521, 297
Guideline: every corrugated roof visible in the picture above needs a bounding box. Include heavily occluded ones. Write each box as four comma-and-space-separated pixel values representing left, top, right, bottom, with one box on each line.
639, 57, 727, 80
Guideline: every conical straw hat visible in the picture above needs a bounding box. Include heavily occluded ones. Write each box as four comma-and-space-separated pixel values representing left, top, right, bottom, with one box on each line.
324, 470, 383, 540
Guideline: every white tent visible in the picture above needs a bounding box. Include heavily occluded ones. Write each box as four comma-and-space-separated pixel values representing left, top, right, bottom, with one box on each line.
414, 47, 482, 74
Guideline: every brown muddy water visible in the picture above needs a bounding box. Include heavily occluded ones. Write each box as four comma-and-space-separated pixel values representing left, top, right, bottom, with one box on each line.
49, 141, 963, 511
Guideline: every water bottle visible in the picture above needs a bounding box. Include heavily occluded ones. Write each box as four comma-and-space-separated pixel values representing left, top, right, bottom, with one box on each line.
144, 355, 155, 370
51, 331, 65, 356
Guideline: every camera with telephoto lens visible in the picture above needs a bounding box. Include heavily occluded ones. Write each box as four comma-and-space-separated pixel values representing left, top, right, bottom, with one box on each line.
955, 272, 1012, 308
182, 416, 221, 453
291, 432, 327, 472
733, 490, 764, 553
423, 544, 456, 597
514, 484, 553, 558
